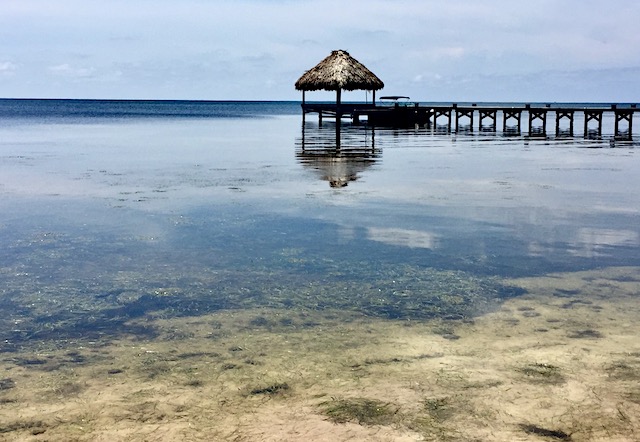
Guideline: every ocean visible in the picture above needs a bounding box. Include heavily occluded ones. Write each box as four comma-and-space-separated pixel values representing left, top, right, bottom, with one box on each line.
1, 99, 639, 440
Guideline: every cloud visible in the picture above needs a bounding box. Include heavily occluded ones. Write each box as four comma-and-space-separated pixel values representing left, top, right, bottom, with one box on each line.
48, 63, 95, 78
0, 61, 17, 75
434, 47, 466, 60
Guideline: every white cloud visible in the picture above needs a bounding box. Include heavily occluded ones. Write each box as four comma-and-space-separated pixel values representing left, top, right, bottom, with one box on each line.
0, 61, 17, 75
48, 64, 95, 78
434, 47, 466, 60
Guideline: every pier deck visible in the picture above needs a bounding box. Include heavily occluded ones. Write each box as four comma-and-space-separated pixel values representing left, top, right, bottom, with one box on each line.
301, 102, 638, 139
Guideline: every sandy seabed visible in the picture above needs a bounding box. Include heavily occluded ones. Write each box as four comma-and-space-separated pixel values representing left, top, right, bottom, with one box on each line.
1, 267, 639, 442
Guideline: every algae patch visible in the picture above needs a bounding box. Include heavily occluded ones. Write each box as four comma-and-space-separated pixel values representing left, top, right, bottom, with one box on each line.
249, 382, 290, 396
519, 423, 572, 440
320, 397, 398, 426
517, 363, 566, 385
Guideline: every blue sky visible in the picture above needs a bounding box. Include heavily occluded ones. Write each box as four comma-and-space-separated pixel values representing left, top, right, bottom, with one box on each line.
1, 0, 640, 102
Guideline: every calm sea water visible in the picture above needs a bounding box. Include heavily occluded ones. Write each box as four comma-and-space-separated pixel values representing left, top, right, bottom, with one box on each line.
1, 99, 639, 347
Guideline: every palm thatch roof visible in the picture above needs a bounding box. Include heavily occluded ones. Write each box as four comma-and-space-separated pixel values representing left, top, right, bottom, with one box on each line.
295, 50, 384, 92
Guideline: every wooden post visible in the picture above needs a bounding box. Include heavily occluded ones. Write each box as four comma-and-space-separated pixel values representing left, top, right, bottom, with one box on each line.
479, 110, 497, 131
614, 108, 633, 140
528, 108, 547, 136
335, 89, 342, 148
455, 108, 473, 132
503, 109, 522, 133
302, 91, 306, 123
555, 110, 574, 136
434, 108, 452, 131
584, 110, 603, 137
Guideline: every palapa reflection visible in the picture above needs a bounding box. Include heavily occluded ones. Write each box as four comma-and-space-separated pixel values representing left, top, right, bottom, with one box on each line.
296, 122, 380, 187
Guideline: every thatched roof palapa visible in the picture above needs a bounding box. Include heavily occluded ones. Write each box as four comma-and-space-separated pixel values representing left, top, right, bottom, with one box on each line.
295, 50, 384, 92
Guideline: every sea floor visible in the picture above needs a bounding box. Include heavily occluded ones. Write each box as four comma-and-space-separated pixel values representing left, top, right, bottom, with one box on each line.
1, 266, 639, 442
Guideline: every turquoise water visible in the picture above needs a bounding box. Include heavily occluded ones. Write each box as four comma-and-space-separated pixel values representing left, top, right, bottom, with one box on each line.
1, 99, 639, 350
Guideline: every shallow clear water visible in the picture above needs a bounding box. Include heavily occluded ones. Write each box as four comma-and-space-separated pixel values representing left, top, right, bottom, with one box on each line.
3, 100, 640, 440
1, 99, 639, 347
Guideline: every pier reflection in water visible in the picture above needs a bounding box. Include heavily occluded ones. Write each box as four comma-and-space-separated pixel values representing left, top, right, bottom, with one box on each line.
296, 122, 380, 187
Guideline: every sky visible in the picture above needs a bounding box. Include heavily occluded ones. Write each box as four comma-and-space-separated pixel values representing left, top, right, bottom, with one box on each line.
1, 0, 640, 102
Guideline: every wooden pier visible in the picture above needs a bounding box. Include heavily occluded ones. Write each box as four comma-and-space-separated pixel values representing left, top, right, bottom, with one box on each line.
301, 103, 638, 139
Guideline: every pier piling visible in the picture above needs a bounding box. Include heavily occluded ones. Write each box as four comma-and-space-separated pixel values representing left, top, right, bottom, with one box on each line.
455, 107, 474, 132
433, 107, 453, 131
503, 109, 522, 133
614, 106, 634, 140
556, 110, 575, 136
584, 110, 603, 137
479, 109, 497, 131
528, 108, 548, 137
